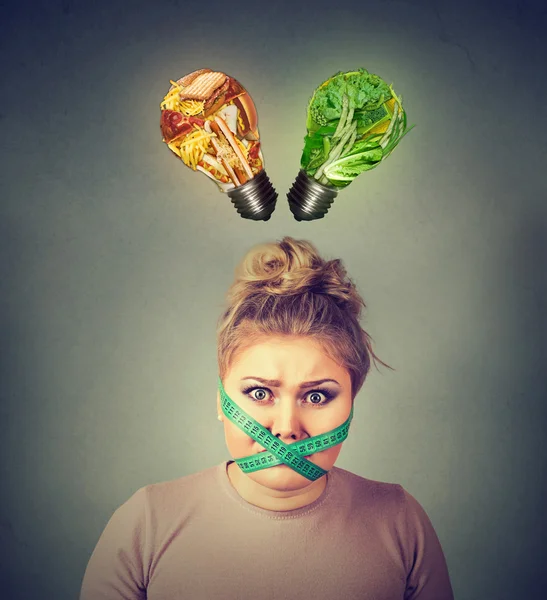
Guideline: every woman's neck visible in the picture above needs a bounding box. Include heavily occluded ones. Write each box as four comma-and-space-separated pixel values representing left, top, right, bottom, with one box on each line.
226, 461, 328, 511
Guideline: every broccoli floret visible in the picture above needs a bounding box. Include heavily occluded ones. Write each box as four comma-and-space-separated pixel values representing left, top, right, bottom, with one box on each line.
309, 105, 328, 126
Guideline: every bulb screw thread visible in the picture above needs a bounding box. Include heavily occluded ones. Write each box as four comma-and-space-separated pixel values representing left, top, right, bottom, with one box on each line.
227, 169, 278, 221
287, 170, 339, 221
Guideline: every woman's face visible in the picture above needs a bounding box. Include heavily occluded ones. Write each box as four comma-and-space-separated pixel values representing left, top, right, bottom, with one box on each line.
218, 335, 353, 493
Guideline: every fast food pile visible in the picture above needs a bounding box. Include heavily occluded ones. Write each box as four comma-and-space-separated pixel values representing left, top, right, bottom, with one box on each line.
160, 69, 265, 192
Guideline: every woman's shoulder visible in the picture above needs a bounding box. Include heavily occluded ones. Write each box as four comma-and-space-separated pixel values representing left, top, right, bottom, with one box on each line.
137, 463, 221, 509
332, 464, 404, 493
331, 465, 408, 512
331, 466, 436, 532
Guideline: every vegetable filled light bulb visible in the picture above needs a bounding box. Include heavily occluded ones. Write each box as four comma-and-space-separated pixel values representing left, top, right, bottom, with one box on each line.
287, 68, 414, 221
160, 68, 278, 221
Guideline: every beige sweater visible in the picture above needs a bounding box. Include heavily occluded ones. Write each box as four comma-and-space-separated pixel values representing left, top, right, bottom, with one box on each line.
80, 461, 454, 599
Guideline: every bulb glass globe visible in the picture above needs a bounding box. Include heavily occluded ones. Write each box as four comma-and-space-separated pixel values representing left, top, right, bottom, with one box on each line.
160, 68, 277, 221
287, 68, 414, 221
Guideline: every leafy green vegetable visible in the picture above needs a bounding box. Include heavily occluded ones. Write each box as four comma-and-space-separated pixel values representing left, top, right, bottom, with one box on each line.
307, 68, 391, 127
343, 136, 383, 157
314, 124, 338, 136
324, 148, 384, 181
300, 132, 324, 169
300, 68, 413, 186
307, 147, 329, 171
344, 71, 390, 110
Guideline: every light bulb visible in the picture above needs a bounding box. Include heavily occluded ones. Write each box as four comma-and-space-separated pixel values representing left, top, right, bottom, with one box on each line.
160, 68, 278, 221
287, 68, 414, 221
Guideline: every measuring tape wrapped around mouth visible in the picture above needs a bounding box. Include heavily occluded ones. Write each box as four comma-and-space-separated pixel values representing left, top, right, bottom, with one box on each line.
218, 377, 354, 481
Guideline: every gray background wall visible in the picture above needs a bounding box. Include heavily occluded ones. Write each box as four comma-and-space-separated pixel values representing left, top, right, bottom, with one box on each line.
1, 0, 546, 598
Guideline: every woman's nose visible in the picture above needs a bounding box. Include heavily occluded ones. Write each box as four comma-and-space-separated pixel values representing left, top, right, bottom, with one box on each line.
269, 403, 305, 441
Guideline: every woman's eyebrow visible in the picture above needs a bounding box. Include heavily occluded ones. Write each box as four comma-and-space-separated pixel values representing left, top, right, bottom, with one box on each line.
241, 376, 341, 389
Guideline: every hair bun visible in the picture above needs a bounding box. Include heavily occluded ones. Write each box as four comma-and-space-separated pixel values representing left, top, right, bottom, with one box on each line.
232, 237, 363, 316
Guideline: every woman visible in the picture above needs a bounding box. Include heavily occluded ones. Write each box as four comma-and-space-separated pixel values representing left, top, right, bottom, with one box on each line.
80, 237, 454, 600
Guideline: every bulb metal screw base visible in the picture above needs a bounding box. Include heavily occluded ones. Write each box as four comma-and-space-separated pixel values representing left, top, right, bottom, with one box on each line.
287, 170, 339, 221
227, 169, 278, 221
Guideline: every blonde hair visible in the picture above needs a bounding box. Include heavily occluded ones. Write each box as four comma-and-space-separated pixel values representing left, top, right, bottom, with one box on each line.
217, 237, 392, 399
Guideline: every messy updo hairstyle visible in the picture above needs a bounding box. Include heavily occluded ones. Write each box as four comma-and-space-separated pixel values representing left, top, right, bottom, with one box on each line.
217, 237, 392, 399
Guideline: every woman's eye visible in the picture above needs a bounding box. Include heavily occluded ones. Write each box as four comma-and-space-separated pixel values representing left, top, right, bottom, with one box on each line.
307, 392, 326, 405
251, 388, 269, 401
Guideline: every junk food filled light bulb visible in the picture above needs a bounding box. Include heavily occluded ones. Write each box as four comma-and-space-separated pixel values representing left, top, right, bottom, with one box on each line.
287, 68, 414, 221
160, 68, 278, 221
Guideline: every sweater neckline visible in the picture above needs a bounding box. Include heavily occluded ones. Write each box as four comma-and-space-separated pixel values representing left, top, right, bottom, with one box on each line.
216, 459, 335, 519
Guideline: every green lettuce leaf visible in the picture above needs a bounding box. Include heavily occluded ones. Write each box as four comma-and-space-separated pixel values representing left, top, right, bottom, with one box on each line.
300, 132, 326, 170
323, 148, 383, 182
308, 69, 392, 127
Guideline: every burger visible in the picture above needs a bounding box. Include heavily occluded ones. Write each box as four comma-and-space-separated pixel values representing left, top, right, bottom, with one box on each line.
161, 69, 258, 141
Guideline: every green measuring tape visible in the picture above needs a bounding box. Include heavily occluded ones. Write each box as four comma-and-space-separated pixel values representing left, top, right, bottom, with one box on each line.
218, 377, 354, 481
